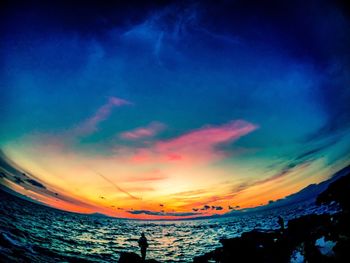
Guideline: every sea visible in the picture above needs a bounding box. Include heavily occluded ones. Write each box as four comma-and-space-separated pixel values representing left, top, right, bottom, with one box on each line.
0, 188, 336, 263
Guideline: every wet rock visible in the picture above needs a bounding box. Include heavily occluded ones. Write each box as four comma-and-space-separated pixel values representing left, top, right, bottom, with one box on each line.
194, 171, 350, 263
118, 251, 160, 263
317, 171, 350, 211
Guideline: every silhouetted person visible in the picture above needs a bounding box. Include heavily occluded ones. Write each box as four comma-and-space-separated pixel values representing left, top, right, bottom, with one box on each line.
278, 216, 285, 231
138, 232, 148, 261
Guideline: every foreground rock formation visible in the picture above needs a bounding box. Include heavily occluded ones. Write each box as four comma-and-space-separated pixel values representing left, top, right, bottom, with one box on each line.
118, 252, 160, 263
194, 171, 350, 263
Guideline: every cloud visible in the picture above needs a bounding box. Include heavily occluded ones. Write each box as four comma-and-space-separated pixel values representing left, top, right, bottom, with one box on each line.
169, 189, 208, 197
185, 193, 237, 209
0, 151, 104, 212
14, 176, 24, 184
73, 97, 132, 136
228, 205, 240, 210
26, 178, 46, 189
232, 161, 312, 195
120, 122, 166, 140
294, 140, 336, 162
92, 170, 141, 200
200, 205, 210, 211
197, 204, 223, 211
128, 120, 257, 164
127, 210, 200, 217
124, 169, 168, 182
156, 120, 256, 153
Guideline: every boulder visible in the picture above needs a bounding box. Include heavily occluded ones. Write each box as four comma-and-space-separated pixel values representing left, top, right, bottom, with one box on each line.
118, 252, 160, 263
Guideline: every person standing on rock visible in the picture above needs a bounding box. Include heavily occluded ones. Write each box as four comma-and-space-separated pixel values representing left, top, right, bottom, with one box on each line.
138, 232, 148, 261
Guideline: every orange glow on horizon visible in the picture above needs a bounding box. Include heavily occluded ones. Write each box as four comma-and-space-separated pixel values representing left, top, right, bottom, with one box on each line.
1, 119, 345, 220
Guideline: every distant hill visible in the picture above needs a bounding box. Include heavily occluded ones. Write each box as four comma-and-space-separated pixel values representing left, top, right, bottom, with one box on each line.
89, 212, 111, 218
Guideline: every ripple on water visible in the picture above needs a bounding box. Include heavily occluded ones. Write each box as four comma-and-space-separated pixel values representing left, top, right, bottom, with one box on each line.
1, 192, 338, 262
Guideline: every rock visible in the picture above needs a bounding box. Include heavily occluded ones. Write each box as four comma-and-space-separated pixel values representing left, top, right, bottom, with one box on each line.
317, 171, 350, 211
119, 252, 141, 263
193, 171, 350, 263
118, 252, 160, 263
194, 230, 290, 263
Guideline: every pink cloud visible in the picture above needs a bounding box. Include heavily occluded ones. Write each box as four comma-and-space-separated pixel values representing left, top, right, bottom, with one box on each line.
128, 120, 257, 164
74, 97, 131, 136
124, 169, 168, 182
129, 148, 153, 163
120, 122, 166, 140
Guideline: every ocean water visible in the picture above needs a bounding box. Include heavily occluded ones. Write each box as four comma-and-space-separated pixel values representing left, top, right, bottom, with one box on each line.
0, 189, 335, 263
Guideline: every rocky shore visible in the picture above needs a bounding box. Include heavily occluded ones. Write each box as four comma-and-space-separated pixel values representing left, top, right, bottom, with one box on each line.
118, 252, 161, 263
116, 171, 350, 263
193, 171, 350, 263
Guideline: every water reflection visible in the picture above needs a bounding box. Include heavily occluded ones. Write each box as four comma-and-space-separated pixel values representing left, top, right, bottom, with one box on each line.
0, 192, 335, 262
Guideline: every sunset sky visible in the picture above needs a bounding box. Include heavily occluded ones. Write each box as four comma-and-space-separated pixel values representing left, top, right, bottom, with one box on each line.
1, 0, 350, 219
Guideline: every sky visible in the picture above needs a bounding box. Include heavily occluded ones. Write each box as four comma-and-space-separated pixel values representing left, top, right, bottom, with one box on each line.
1, 0, 350, 219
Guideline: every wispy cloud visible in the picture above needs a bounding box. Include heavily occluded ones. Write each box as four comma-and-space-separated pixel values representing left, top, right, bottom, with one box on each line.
26, 178, 46, 189
122, 5, 198, 65
129, 120, 257, 164
168, 189, 209, 198
92, 170, 141, 200
187, 193, 236, 208
0, 152, 103, 212
120, 121, 166, 140
124, 169, 168, 182
127, 209, 200, 217
73, 97, 132, 136
232, 161, 312, 195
